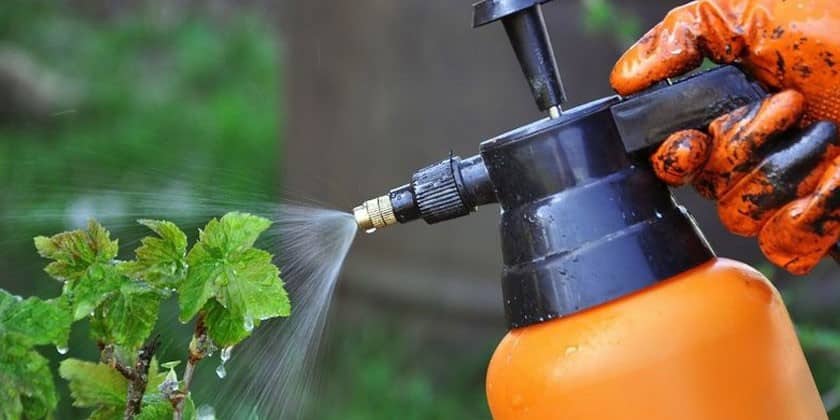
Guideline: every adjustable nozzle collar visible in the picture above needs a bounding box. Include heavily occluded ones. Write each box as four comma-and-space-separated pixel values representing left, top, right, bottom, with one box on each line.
353, 155, 496, 231
353, 196, 397, 232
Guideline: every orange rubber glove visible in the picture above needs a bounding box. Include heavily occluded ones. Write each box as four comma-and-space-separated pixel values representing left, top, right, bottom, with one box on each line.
611, 0, 840, 274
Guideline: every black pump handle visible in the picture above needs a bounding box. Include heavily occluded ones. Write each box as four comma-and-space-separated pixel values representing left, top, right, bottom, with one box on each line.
611, 65, 840, 266
612, 66, 767, 153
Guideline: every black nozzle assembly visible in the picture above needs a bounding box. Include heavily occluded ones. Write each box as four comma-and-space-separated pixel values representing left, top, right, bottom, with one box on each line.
473, 0, 566, 116
353, 155, 496, 232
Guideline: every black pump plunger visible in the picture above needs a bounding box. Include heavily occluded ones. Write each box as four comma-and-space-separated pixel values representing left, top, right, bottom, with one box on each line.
473, 0, 566, 117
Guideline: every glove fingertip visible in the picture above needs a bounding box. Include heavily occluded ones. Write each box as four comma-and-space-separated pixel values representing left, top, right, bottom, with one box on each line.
651, 129, 711, 186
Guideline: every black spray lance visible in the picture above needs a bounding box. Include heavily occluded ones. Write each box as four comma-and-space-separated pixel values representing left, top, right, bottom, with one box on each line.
353, 0, 838, 327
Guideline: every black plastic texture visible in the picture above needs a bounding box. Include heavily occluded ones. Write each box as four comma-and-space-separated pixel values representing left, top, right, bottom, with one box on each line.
480, 97, 715, 328
390, 184, 419, 223
472, 0, 549, 27
458, 155, 496, 208
613, 66, 767, 153
388, 155, 496, 225
502, 6, 566, 110
473, 1, 565, 111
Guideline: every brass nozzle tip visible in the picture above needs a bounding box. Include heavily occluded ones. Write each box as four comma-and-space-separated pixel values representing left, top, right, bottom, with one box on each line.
353, 195, 397, 232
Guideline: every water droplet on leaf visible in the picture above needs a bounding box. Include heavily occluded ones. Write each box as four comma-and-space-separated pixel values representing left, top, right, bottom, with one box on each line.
220, 346, 233, 363
56, 345, 69, 355
244, 316, 254, 332
215, 364, 227, 379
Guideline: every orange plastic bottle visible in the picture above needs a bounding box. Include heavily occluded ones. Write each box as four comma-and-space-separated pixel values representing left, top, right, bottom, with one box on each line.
486, 258, 827, 420
467, 90, 828, 419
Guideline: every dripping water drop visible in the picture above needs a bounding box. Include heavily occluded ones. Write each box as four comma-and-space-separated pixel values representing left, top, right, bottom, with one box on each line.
220, 346, 233, 363
244, 316, 254, 332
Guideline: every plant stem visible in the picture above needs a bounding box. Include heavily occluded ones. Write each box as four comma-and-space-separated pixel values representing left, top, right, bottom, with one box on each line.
118, 336, 161, 419
173, 313, 209, 420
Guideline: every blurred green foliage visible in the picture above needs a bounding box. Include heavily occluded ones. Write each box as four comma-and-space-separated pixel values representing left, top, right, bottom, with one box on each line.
581, 0, 643, 48
0, 1, 280, 242
312, 325, 491, 420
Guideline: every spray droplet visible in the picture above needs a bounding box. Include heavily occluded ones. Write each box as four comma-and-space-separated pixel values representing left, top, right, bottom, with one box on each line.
220, 346, 233, 363
56, 345, 69, 355
565, 346, 578, 355
244, 316, 254, 332
655, 211, 663, 219
365, 228, 376, 234
215, 364, 227, 379
197, 405, 216, 420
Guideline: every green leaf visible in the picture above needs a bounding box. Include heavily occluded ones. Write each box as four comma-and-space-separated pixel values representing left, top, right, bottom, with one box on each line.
177, 243, 218, 322
183, 397, 197, 420
135, 399, 173, 420
60, 357, 175, 419
177, 213, 288, 346
121, 219, 188, 288
89, 406, 123, 420
34, 220, 119, 282
59, 359, 127, 408
90, 282, 162, 349
178, 212, 284, 324
134, 395, 196, 420
197, 212, 272, 255
0, 334, 58, 419
135, 400, 171, 420
220, 248, 289, 320
203, 300, 251, 347
71, 264, 125, 320
0, 290, 72, 347
147, 358, 167, 392
160, 361, 180, 370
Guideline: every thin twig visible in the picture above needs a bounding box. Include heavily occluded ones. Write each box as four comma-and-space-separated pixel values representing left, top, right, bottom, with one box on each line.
173, 313, 210, 420
122, 336, 161, 419
99, 343, 131, 378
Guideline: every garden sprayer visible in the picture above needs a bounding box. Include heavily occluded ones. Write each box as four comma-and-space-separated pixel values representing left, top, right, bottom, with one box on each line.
352, 1, 833, 418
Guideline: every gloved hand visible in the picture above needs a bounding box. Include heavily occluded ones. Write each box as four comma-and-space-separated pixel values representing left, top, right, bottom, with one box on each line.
611, 0, 840, 274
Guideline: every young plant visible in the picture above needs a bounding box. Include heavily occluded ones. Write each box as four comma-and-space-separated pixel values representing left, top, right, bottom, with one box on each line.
0, 212, 290, 419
